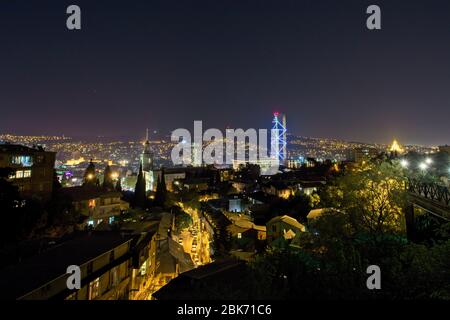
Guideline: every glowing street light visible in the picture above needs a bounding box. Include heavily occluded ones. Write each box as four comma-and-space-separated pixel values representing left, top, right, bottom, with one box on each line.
400, 159, 409, 168
425, 158, 433, 165
87, 173, 94, 180
418, 162, 428, 171
111, 172, 119, 180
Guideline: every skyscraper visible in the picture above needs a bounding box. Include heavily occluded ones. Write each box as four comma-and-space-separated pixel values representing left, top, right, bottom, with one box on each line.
271, 112, 287, 165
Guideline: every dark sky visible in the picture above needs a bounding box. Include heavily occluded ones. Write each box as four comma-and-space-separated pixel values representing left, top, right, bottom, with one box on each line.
1, 0, 450, 145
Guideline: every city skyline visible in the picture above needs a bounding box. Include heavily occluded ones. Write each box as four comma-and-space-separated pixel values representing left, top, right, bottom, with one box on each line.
1, 0, 450, 145
1, 0, 450, 304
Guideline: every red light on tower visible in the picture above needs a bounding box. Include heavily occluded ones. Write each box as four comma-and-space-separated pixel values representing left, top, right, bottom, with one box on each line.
273, 112, 279, 117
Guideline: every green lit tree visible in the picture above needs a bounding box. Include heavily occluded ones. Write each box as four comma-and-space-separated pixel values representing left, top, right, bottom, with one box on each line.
320, 161, 408, 234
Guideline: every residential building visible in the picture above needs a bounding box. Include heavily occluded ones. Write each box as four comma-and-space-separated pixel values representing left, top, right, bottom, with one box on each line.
266, 215, 306, 244
0, 231, 134, 300
348, 147, 379, 163
61, 186, 129, 227
152, 259, 248, 300
0, 143, 56, 201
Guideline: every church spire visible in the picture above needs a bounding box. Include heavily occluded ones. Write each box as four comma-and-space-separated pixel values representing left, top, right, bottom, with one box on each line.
142, 128, 153, 172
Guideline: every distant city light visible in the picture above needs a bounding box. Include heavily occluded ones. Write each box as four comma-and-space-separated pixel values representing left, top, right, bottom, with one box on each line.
111, 172, 119, 179
425, 157, 433, 165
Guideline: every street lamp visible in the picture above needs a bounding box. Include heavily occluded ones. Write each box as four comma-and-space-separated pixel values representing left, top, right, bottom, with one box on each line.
400, 159, 409, 168
425, 157, 433, 165
418, 162, 428, 171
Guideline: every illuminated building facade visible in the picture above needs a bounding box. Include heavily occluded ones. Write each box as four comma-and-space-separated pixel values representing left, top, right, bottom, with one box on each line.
271, 112, 287, 165
141, 129, 155, 192
0, 143, 56, 201
389, 139, 404, 156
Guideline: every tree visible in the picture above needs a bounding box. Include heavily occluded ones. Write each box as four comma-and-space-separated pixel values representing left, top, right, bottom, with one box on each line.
154, 168, 167, 207
134, 163, 147, 209
83, 160, 96, 186
0, 168, 45, 246
288, 193, 313, 222
245, 209, 450, 300
237, 163, 261, 181
320, 161, 408, 234
212, 223, 232, 258
174, 211, 193, 230
115, 177, 122, 192
102, 165, 114, 190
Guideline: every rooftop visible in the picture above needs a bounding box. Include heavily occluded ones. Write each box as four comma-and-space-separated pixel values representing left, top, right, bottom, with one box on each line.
60, 186, 122, 201
0, 231, 134, 299
0, 143, 52, 154
153, 259, 247, 300
267, 215, 306, 231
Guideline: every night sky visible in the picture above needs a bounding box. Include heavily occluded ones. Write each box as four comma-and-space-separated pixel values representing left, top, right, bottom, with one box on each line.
1, 0, 450, 145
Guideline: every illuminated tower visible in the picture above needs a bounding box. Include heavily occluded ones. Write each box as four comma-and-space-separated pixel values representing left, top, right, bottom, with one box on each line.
141, 129, 154, 191
271, 112, 287, 164
390, 139, 404, 154
389, 139, 404, 158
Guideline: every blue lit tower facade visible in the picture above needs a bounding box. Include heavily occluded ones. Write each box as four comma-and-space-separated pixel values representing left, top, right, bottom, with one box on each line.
271, 112, 287, 165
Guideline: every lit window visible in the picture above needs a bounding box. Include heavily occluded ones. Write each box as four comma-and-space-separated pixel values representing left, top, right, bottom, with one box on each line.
237, 233, 242, 239
23, 170, 31, 178
21, 156, 33, 167
88, 278, 100, 300
16, 171, 24, 179
140, 262, 147, 276
88, 199, 96, 208
11, 156, 21, 165
11, 156, 33, 167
